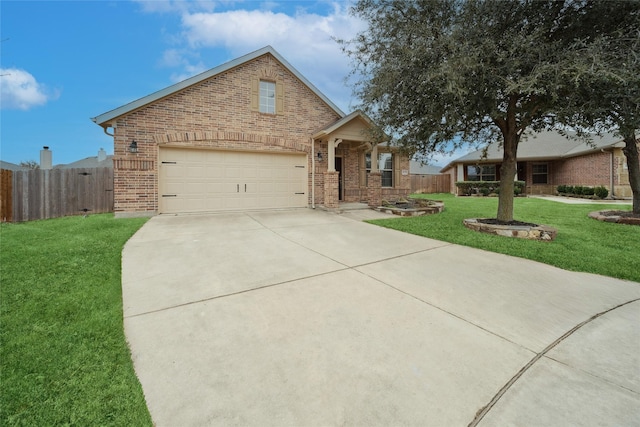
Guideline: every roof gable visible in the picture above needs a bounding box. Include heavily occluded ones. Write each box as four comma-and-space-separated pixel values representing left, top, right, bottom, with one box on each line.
313, 110, 388, 142
92, 46, 345, 126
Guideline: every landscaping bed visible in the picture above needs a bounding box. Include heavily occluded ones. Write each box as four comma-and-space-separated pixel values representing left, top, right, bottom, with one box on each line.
589, 210, 640, 225
377, 198, 444, 217
463, 218, 558, 240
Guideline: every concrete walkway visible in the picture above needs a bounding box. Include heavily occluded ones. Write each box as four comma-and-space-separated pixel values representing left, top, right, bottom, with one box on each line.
122, 209, 640, 426
528, 195, 633, 204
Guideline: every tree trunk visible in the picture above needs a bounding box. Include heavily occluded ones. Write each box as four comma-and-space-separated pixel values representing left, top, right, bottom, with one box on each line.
622, 132, 640, 214
497, 129, 520, 222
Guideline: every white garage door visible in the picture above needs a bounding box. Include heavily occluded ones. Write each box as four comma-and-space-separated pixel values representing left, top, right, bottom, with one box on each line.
159, 148, 308, 214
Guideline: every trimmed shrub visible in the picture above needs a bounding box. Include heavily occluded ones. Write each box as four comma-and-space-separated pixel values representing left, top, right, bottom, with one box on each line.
455, 181, 525, 196
582, 186, 595, 196
595, 186, 609, 199
557, 185, 567, 193
573, 185, 584, 195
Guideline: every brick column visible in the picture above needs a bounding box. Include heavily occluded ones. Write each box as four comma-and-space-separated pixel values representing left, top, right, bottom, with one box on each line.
368, 172, 382, 207
324, 171, 340, 209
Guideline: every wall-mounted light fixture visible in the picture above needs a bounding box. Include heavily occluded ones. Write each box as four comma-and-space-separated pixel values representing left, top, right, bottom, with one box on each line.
129, 140, 138, 153
317, 152, 323, 162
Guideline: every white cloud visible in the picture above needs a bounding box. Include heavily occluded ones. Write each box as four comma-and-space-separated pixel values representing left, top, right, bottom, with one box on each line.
156, 2, 365, 111
0, 68, 58, 110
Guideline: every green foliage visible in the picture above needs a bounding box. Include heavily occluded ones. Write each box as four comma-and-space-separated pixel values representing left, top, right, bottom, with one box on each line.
342, 0, 638, 220
0, 215, 152, 426
595, 186, 609, 199
455, 181, 525, 196
558, 185, 606, 198
369, 194, 639, 282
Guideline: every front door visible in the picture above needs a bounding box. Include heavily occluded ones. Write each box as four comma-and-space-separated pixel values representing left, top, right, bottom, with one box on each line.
335, 157, 343, 201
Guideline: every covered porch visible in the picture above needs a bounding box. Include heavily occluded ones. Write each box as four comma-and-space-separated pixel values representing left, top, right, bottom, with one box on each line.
312, 111, 410, 209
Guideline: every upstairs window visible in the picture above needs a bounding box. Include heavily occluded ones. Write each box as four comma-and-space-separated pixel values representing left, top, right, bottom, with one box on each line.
467, 164, 496, 181
259, 80, 276, 114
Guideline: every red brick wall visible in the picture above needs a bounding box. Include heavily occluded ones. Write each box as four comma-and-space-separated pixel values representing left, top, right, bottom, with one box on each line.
111, 53, 341, 214
554, 151, 611, 187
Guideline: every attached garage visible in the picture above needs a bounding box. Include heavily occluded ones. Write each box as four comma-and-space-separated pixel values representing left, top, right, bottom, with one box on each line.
159, 148, 308, 214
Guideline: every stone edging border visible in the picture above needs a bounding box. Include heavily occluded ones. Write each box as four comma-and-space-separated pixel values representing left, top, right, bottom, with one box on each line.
588, 210, 640, 225
463, 218, 558, 241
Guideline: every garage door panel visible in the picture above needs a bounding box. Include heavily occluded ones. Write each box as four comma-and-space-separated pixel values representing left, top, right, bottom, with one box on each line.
164, 182, 183, 194
159, 148, 307, 214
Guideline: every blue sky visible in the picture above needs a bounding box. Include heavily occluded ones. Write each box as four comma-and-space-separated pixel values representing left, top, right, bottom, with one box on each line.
1, 0, 456, 166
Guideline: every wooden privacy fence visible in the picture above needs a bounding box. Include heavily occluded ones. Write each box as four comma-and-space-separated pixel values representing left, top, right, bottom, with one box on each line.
0, 169, 12, 222
410, 174, 451, 194
0, 168, 114, 222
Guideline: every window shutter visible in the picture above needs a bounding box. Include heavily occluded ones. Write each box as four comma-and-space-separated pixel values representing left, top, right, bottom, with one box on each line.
276, 81, 284, 114
250, 77, 259, 111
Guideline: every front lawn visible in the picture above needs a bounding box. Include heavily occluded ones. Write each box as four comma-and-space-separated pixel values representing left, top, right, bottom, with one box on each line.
0, 214, 153, 426
370, 194, 640, 283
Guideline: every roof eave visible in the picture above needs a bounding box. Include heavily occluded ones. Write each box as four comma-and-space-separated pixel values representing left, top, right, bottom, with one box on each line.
92, 46, 345, 126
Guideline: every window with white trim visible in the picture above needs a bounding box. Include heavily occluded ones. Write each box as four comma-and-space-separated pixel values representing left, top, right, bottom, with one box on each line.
532, 163, 549, 184
467, 164, 496, 181
259, 80, 276, 114
366, 152, 394, 187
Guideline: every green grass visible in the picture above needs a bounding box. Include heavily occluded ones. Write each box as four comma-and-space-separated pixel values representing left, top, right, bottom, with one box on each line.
1, 214, 153, 426
370, 194, 640, 283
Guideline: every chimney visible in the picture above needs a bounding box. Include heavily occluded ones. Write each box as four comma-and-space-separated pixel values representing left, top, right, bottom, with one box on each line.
40, 146, 52, 170
97, 148, 107, 162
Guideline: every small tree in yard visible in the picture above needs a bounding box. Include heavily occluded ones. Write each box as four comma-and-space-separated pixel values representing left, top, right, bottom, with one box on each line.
341, 0, 637, 222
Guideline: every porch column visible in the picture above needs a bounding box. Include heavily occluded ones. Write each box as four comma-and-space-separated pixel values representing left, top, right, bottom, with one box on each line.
327, 138, 342, 172
324, 171, 340, 209
370, 143, 379, 173
368, 172, 382, 207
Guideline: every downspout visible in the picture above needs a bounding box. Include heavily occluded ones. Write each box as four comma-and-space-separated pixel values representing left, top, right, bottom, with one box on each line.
102, 125, 114, 137
602, 148, 614, 198
311, 138, 315, 209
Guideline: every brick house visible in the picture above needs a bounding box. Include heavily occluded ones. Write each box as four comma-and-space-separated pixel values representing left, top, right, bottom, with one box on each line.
440, 131, 638, 198
92, 46, 410, 217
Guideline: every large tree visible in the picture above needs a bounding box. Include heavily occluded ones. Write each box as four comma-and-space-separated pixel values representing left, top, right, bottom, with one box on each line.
342, 0, 636, 221
557, 2, 640, 213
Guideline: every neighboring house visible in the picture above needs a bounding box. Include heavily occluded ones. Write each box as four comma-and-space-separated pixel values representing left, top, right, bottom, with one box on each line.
410, 161, 443, 176
92, 46, 410, 217
54, 148, 113, 169
441, 130, 637, 198
0, 161, 28, 171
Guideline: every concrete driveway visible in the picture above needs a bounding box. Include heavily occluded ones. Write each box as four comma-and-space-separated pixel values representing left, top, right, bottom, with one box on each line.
122, 209, 640, 426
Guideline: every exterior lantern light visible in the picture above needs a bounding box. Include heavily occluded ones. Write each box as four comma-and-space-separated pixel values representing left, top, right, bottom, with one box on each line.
317, 152, 323, 162
129, 140, 138, 153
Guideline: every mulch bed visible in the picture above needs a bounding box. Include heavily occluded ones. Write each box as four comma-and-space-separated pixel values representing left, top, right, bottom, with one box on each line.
599, 210, 640, 219
588, 210, 640, 225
